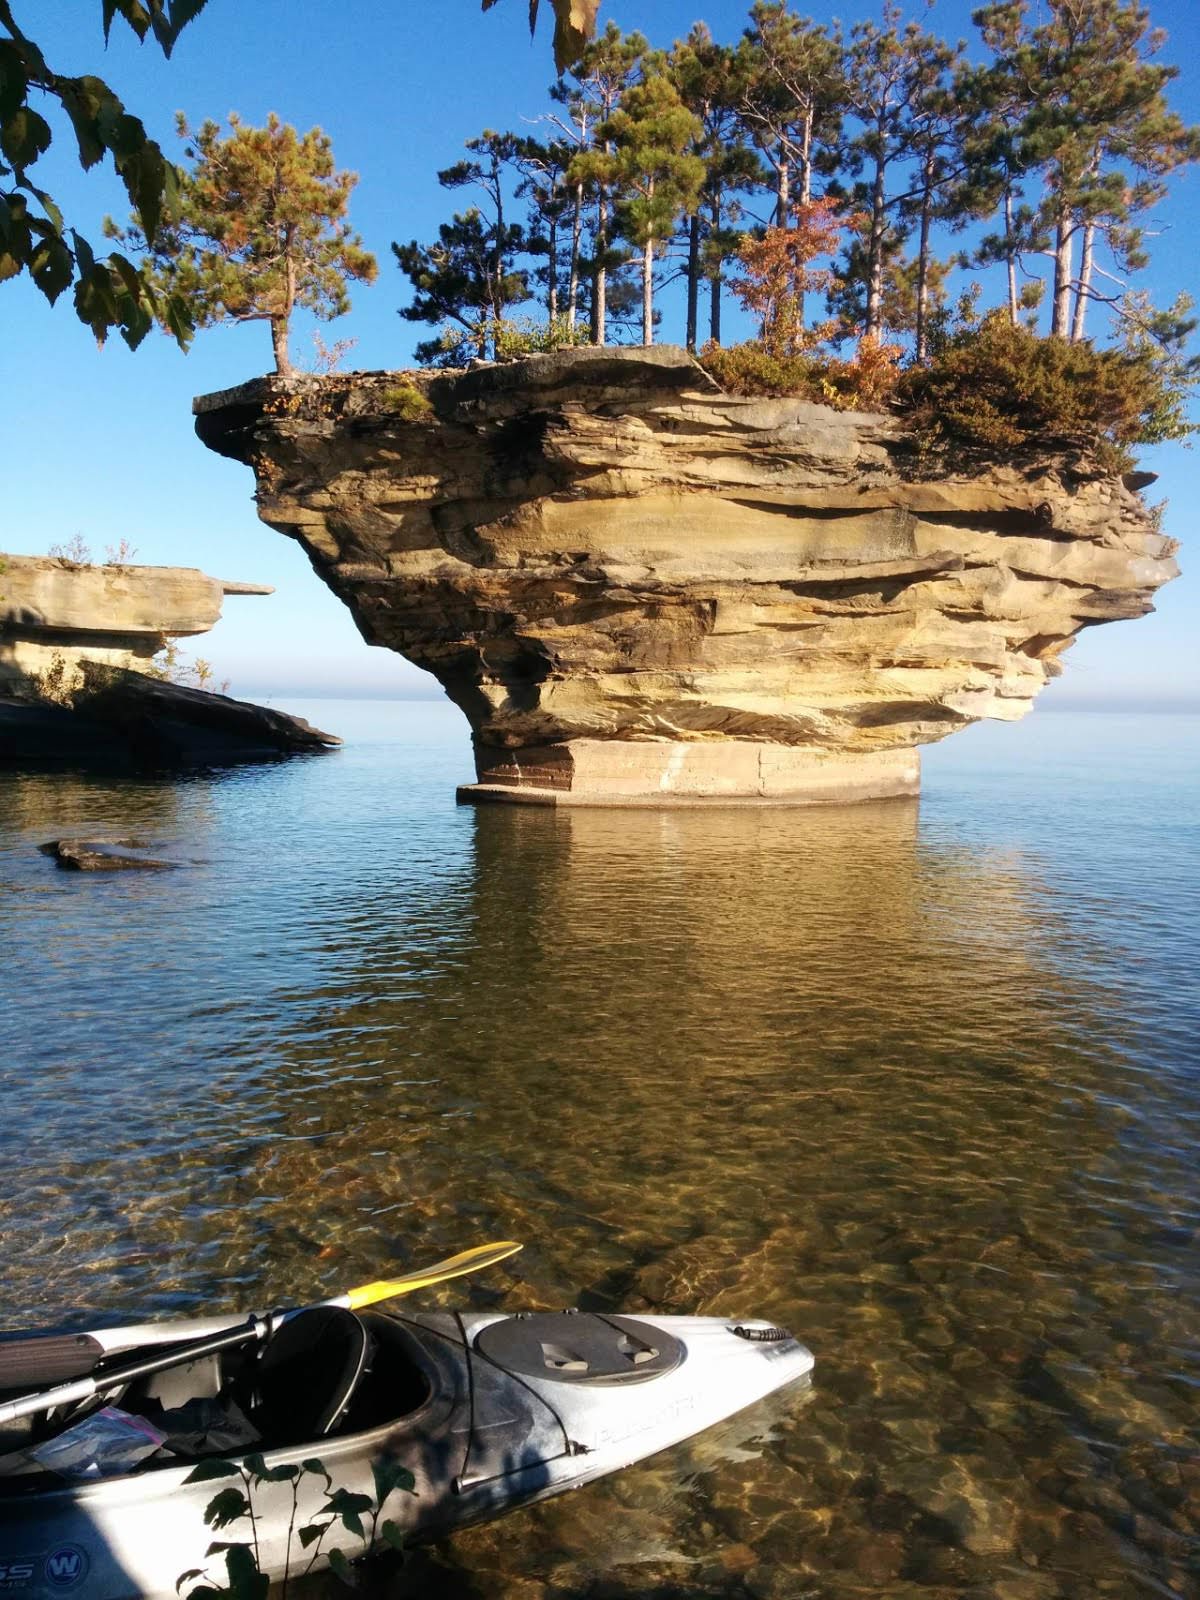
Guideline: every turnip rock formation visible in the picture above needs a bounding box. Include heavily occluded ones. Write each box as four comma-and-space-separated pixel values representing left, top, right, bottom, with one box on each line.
194, 346, 1179, 806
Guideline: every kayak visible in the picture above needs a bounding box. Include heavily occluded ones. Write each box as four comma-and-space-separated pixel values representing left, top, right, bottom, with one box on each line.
0, 1304, 814, 1598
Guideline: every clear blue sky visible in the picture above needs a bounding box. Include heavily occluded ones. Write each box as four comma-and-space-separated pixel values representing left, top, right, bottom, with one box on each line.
2, 0, 1198, 704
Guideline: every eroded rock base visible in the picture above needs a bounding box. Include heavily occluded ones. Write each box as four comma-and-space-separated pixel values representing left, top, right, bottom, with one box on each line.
460, 740, 919, 808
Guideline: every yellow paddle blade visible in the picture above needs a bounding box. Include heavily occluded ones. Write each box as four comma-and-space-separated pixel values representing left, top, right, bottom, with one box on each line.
345, 1241, 523, 1311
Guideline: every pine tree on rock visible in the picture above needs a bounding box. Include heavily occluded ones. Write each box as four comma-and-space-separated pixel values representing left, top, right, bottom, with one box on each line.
978, 0, 1200, 340
561, 24, 648, 343
670, 24, 762, 350
837, 3, 945, 343
590, 67, 705, 346
107, 112, 376, 373
735, 2, 844, 227
394, 130, 530, 363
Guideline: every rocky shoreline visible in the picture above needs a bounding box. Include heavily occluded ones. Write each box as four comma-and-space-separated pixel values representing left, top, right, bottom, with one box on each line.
0, 554, 338, 771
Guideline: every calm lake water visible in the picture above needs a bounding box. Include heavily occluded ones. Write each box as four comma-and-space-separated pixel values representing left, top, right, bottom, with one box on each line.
1, 704, 1197, 1600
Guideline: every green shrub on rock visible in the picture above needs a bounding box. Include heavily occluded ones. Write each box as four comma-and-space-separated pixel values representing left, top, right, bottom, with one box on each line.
700, 312, 1196, 470
381, 383, 434, 421
895, 312, 1196, 465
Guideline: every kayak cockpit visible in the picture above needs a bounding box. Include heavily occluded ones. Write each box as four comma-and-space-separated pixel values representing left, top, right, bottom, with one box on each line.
0, 1309, 434, 1489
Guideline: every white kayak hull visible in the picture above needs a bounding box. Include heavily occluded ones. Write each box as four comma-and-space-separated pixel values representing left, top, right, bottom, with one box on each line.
0, 1309, 813, 1598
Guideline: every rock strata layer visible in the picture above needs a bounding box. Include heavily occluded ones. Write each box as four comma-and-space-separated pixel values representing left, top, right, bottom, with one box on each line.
0, 554, 271, 688
195, 346, 1179, 805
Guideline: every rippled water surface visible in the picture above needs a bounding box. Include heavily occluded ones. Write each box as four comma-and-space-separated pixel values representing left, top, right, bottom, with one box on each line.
2, 705, 1198, 1600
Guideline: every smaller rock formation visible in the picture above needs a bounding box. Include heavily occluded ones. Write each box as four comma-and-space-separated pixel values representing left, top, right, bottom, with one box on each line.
0, 554, 270, 689
0, 555, 339, 770
0, 665, 339, 770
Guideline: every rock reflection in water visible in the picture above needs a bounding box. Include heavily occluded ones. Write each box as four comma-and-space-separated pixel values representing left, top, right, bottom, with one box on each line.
1, 739, 1197, 1600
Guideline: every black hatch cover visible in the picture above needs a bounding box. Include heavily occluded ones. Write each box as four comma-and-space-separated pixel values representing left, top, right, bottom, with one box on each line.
475, 1312, 684, 1385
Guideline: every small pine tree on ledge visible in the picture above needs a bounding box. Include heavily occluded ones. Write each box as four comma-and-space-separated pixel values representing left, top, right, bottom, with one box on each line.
107, 114, 377, 375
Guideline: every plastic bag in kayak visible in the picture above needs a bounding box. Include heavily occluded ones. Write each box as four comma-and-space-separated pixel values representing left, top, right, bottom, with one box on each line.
29, 1406, 168, 1478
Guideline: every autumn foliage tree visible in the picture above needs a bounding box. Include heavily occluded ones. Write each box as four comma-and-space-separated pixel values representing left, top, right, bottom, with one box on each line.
110, 113, 376, 374
729, 199, 845, 356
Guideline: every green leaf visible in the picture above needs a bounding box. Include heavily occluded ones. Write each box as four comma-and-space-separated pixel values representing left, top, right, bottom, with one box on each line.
380, 1519, 406, 1552
21, 181, 63, 235
203, 1487, 250, 1531
241, 1453, 268, 1480
116, 137, 168, 243
162, 289, 194, 351
326, 1549, 357, 1589
252, 1461, 300, 1483
59, 76, 124, 170
104, 0, 153, 44
153, 0, 212, 57
175, 1572, 205, 1594
1, 108, 52, 170
29, 234, 73, 304
69, 230, 96, 275
297, 1525, 326, 1549
0, 42, 29, 125
183, 1459, 240, 1484
98, 107, 148, 161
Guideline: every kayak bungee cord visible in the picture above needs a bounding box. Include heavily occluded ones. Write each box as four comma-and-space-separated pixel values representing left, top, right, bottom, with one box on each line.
383, 1309, 586, 1495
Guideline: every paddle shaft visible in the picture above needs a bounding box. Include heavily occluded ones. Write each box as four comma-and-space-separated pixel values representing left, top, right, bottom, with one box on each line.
0, 1319, 265, 1428
0, 1241, 522, 1427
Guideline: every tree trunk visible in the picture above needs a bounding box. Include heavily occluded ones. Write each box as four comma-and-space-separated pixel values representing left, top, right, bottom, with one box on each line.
493, 154, 506, 338
642, 236, 654, 346
1004, 187, 1018, 326
1071, 221, 1095, 342
547, 210, 559, 322
1051, 205, 1074, 339
709, 195, 722, 346
272, 240, 296, 375
865, 154, 887, 341
685, 212, 701, 352
776, 146, 790, 229
592, 190, 608, 345
915, 158, 934, 364
799, 109, 813, 208
567, 183, 583, 331
270, 315, 291, 375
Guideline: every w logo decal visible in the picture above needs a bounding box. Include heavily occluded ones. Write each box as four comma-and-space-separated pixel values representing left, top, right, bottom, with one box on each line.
44, 1548, 88, 1589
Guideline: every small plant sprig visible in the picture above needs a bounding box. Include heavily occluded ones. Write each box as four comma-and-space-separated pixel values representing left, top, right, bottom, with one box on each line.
177, 1453, 416, 1599
48, 535, 94, 569
104, 539, 140, 567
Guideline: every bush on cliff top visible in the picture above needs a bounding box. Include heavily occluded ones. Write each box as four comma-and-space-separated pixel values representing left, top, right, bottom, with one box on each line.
699, 312, 1196, 467
699, 336, 903, 413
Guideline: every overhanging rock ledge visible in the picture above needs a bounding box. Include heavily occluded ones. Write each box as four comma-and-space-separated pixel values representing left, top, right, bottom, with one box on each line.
193, 345, 1179, 806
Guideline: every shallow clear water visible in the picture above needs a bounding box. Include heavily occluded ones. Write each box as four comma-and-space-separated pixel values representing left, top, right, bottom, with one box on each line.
1, 706, 1198, 1599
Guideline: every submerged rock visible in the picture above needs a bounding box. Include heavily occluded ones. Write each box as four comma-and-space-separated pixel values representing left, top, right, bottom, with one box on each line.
39, 838, 176, 872
194, 346, 1179, 805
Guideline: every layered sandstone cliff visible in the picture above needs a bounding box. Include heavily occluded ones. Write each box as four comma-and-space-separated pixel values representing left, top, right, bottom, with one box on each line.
0, 554, 271, 689
194, 346, 1179, 805
0, 556, 339, 768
